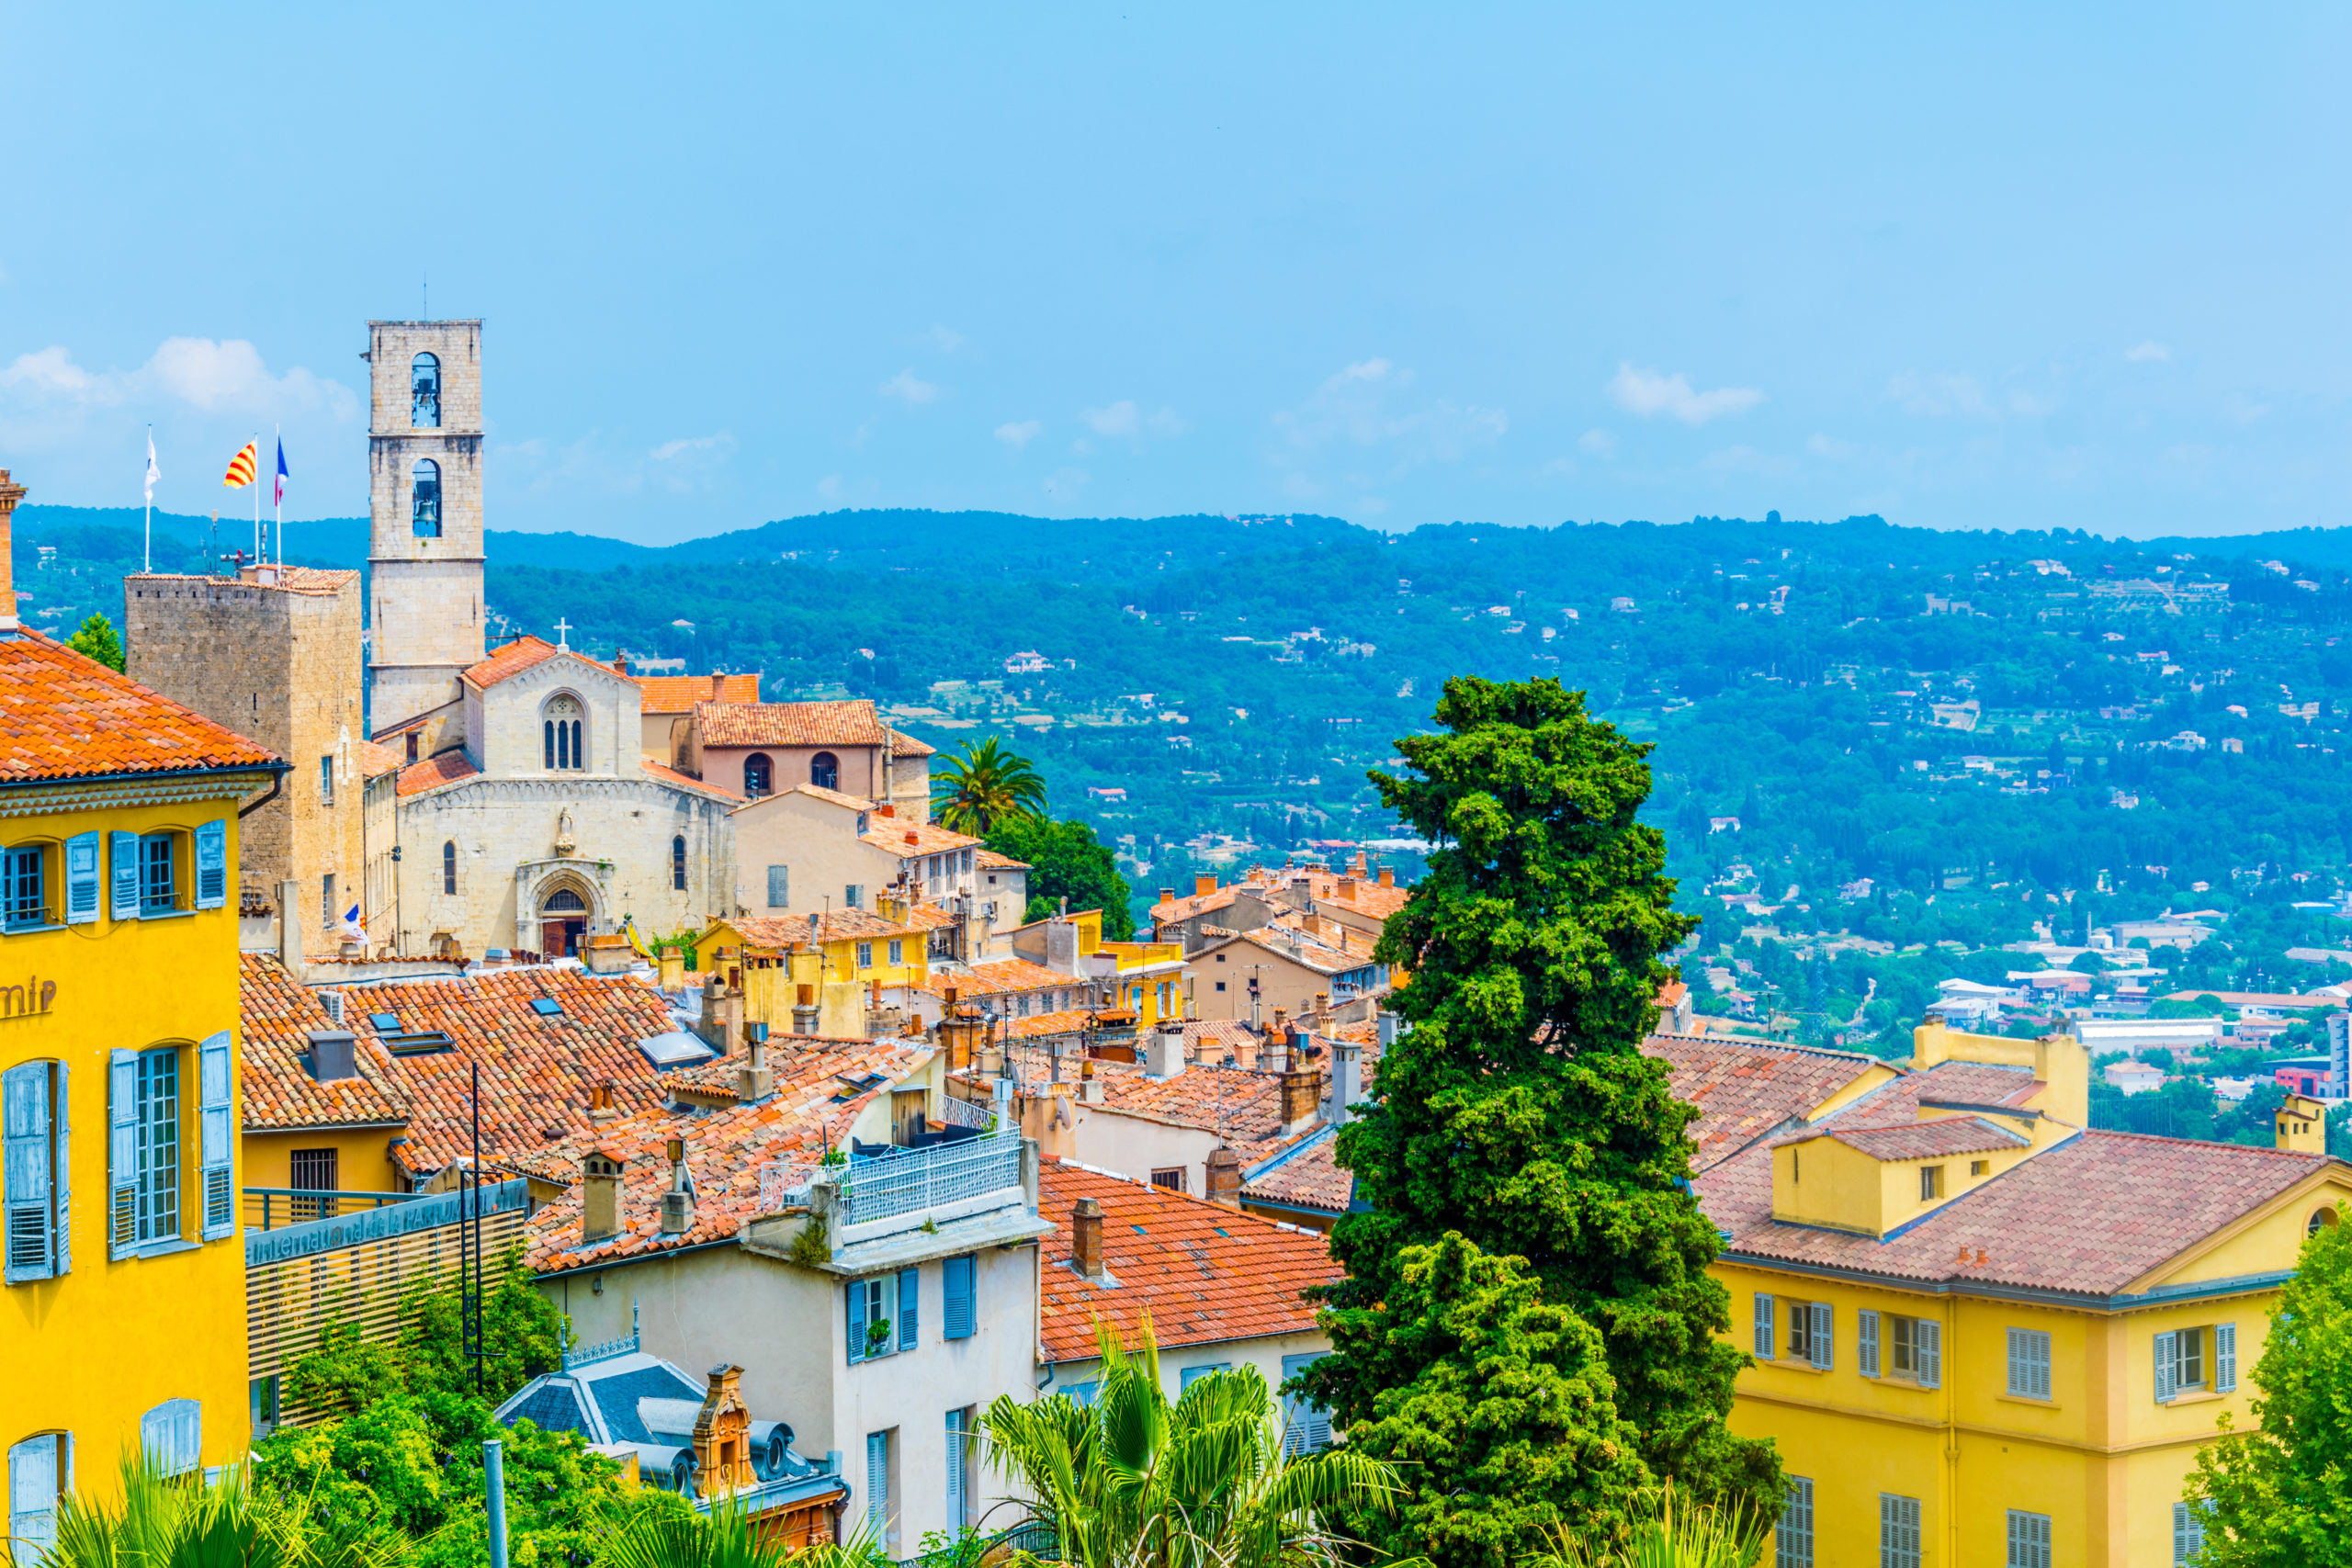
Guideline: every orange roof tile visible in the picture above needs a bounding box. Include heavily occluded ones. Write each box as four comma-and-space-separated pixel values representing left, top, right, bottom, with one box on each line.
695, 700, 887, 749
463, 637, 571, 688
887, 728, 935, 759
862, 819, 985, 856
525, 1039, 929, 1272
634, 672, 762, 712
358, 739, 405, 779
237, 953, 409, 1130
1242, 1130, 1351, 1215
711, 908, 927, 950
0, 629, 283, 784
976, 850, 1030, 871
937, 959, 1073, 998
1641, 1032, 1890, 1173
397, 749, 481, 796
1038, 1159, 1340, 1362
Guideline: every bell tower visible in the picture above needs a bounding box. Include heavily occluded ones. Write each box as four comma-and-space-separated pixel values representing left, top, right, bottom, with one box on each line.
366, 319, 485, 742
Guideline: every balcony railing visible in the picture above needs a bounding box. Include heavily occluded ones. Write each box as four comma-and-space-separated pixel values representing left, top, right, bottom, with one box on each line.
244, 1179, 529, 1268
244, 1186, 415, 1233
842, 1130, 1022, 1228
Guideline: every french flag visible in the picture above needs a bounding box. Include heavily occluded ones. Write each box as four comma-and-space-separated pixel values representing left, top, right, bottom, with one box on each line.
274, 437, 289, 506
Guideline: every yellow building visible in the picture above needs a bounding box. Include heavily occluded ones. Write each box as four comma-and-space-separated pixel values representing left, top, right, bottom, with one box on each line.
0, 476, 286, 1553
692, 904, 935, 1038
1676, 1021, 2352, 1568
1094, 938, 1187, 1027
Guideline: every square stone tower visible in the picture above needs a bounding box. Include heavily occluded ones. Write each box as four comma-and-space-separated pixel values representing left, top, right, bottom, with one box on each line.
367, 320, 486, 744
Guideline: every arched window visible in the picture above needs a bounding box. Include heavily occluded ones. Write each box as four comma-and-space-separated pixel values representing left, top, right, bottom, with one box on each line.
442, 840, 457, 896
742, 752, 774, 798
810, 751, 840, 791
672, 835, 687, 891
412, 458, 442, 537
542, 695, 584, 771
543, 887, 588, 913
412, 353, 442, 428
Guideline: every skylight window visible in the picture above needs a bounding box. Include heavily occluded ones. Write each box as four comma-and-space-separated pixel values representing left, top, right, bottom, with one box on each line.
368, 1012, 401, 1032
530, 998, 564, 1018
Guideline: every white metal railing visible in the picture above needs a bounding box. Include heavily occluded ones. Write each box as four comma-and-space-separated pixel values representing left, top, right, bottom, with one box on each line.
843, 1134, 1023, 1227
936, 1095, 995, 1133
758, 1162, 828, 1212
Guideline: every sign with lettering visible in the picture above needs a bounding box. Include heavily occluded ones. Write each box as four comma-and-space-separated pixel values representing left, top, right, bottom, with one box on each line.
0, 978, 56, 1019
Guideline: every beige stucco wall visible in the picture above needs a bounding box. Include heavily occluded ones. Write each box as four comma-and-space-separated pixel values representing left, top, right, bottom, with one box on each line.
730, 791, 900, 917
1066, 1104, 1221, 1196
1188, 942, 1340, 1022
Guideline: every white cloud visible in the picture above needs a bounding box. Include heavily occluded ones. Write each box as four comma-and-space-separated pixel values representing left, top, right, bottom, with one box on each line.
1273, 358, 1507, 462
1807, 433, 1858, 459
650, 432, 734, 462
879, 368, 938, 405
1886, 369, 1996, 419
1606, 364, 1762, 425
647, 432, 737, 493
817, 474, 844, 501
2126, 340, 2172, 363
1079, 400, 1187, 446
930, 325, 967, 354
0, 338, 356, 419
1042, 467, 1089, 502
1577, 428, 1617, 457
994, 419, 1042, 449
2007, 389, 2057, 417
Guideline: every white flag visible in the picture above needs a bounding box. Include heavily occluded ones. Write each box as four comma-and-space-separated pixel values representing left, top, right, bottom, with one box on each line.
144, 431, 160, 502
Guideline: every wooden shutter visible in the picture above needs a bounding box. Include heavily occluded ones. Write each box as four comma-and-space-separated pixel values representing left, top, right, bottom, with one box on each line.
3, 1062, 54, 1281
767, 866, 789, 908
2215, 1322, 2236, 1393
2154, 1330, 2177, 1403
2174, 1503, 2201, 1566
63, 832, 99, 925
1753, 1293, 1775, 1359
1809, 1302, 1832, 1370
194, 820, 227, 909
1280, 1351, 1332, 1452
1858, 1310, 1880, 1377
865, 1430, 889, 1535
943, 1254, 976, 1339
198, 1032, 233, 1239
846, 1280, 867, 1363
8, 1432, 60, 1562
108, 1050, 138, 1257
50, 1063, 67, 1277
944, 1409, 964, 1529
1916, 1320, 1941, 1389
108, 831, 141, 921
898, 1266, 920, 1349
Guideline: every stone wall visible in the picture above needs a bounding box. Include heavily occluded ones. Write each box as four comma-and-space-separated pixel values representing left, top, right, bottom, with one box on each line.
368, 320, 486, 734
123, 570, 365, 940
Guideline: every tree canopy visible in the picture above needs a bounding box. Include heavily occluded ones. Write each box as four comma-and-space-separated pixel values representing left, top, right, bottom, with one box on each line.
985, 815, 1136, 941
65, 612, 123, 671
932, 737, 1047, 836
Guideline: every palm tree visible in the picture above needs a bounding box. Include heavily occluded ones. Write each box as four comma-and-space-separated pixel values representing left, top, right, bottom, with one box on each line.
931, 739, 1048, 836
1527, 1482, 1770, 1568
26, 1450, 396, 1568
978, 1320, 1397, 1568
598, 1501, 885, 1568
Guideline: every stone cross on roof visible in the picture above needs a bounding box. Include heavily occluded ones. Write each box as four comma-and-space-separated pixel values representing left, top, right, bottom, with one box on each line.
553, 616, 571, 650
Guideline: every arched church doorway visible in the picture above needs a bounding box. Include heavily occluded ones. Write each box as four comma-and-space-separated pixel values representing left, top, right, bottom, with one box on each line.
540, 885, 591, 958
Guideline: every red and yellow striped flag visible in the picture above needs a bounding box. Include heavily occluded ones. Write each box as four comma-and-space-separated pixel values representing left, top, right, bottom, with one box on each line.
222, 442, 258, 489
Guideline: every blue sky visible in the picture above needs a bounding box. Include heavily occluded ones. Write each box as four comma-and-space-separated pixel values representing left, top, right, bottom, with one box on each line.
5, 5, 2349, 543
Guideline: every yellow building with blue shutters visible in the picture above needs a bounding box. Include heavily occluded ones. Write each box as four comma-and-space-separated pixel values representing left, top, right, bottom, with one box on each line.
0, 489, 285, 1560
1669, 1021, 2352, 1568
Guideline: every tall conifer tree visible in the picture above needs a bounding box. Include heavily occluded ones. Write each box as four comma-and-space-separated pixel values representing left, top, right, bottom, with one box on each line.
1304, 676, 1777, 1551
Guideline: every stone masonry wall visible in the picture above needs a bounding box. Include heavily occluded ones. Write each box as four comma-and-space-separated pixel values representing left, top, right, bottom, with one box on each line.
368, 320, 486, 733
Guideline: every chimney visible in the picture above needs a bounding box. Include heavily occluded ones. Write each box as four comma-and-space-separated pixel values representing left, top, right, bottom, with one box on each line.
615, 650, 629, 676
1350, 851, 1369, 878
1280, 1053, 1321, 1134
736, 1023, 774, 1102
0, 468, 22, 631
1194, 874, 1217, 898
1205, 1146, 1243, 1209
1158, 886, 1174, 907
1077, 1059, 1104, 1104
582, 1150, 623, 1244
905, 829, 921, 846
1070, 1197, 1105, 1281
710, 673, 725, 701
306, 1030, 356, 1083
1378, 866, 1395, 888
693, 1364, 752, 1499
1332, 1038, 1363, 1126
698, 971, 743, 1053
876, 803, 895, 818
589, 1077, 619, 1123
660, 1137, 695, 1234
1021, 1084, 1077, 1159
1144, 1021, 1186, 1079
1338, 876, 1358, 903
1377, 1010, 1399, 1048
277, 879, 302, 970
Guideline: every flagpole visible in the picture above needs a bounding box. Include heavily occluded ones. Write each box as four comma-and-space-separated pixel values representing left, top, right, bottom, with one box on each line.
143, 424, 153, 574
252, 432, 260, 565
273, 424, 281, 565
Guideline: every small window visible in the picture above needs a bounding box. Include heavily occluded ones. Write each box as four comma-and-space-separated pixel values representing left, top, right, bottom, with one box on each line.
2312, 1206, 2340, 1236
543, 887, 588, 913
412, 352, 442, 428
857, 942, 874, 971
1215, 981, 1227, 992
766, 865, 789, 908
405, 731, 421, 764
1775, 1476, 1814, 1568
542, 695, 583, 772
2006, 1327, 2052, 1399
743, 752, 774, 798
368, 1011, 402, 1032
140, 833, 177, 915
1881, 1494, 1922, 1568
4, 844, 45, 931
1179, 1363, 1231, 1391
412, 458, 442, 537
1877, 1313, 1940, 1387
1782, 1299, 1832, 1370
888, 938, 903, 966
442, 840, 458, 896
1971, 1159, 1989, 1177
1149, 1168, 1187, 1192
811, 751, 840, 790
2005, 1509, 2051, 1568
321, 873, 335, 929
845, 885, 864, 909
672, 836, 687, 892
530, 998, 564, 1018
320, 755, 335, 807
1919, 1165, 1945, 1201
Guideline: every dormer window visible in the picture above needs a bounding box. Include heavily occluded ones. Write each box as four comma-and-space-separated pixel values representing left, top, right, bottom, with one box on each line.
1918, 1165, 1945, 1201
412, 353, 441, 427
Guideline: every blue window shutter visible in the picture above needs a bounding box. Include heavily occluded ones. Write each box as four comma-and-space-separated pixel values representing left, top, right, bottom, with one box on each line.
50, 1062, 67, 1276
1753, 1293, 1775, 1359
944, 1409, 964, 1529
847, 1280, 866, 1363
63, 832, 99, 926
943, 1255, 976, 1339
1809, 1302, 1833, 1371
767, 866, 789, 908
4, 1062, 54, 1282
198, 1032, 232, 1239
194, 820, 227, 910
1917, 1320, 1940, 1389
898, 1266, 919, 1349
1858, 1310, 1880, 1377
2154, 1330, 2177, 1403
865, 1430, 889, 1538
2216, 1323, 2236, 1393
108, 831, 141, 921
1280, 1351, 1331, 1453
108, 1050, 138, 1258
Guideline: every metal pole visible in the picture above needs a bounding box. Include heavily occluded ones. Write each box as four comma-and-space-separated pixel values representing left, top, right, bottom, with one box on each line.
471, 1059, 484, 1395
483, 1438, 509, 1568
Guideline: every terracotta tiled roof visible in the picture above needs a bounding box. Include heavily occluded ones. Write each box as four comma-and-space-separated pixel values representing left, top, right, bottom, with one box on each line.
1781, 1116, 2029, 1160
525, 1039, 929, 1273
634, 672, 761, 712
397, 749, 481, 796
1241, 1129, 1351, 1215
887, 728, 934, 759
976, 850, 1030, 871
1263, 911, 1381, 962
464, 637, 571, 689
1287, 869, 1410, 920
1151, 865, 1409, 927
861, 820, 984, 856
939, 959, 1074, 998
266, 565, 360, 594
779, 783, 876, 812
641, 757, 744, 801
695, 701, 887, 749
1038, 1159, 1340, 1362
236, 959, 688, 1181
1696, 1066, 2345, 1296
1640, 1032, 1890, 1173
1212, 927, 1368, 978
0, 629, 282, 784
358, 740, 405, 779
237, 953, 410, 1130
1006, 1010, 1095, 1042
662, 1034, 887, 1097
714, 909, 928, 951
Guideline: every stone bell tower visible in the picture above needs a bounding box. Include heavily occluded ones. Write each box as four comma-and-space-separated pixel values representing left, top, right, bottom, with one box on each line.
366, 320, 486, 744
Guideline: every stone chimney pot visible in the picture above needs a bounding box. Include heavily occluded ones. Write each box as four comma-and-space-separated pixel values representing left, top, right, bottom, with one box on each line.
1071, 1196, 1104, 1280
